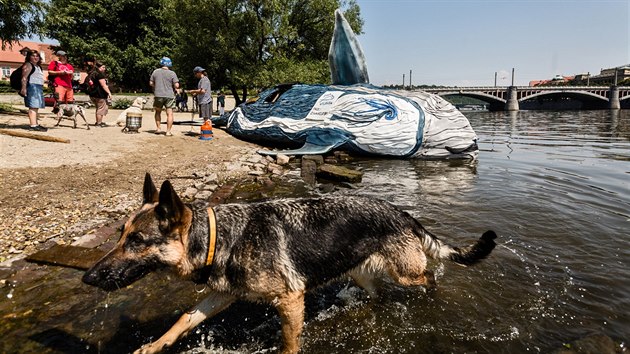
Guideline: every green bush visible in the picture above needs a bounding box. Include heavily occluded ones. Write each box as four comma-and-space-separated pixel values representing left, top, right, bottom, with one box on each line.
0, 80, 15, 93
112, 98, 132, 109
0, 103, 18, 113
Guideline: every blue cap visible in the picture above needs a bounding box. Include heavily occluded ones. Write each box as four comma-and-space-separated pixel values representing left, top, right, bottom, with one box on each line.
159, 57, 172, 67
193, 66, 205, 73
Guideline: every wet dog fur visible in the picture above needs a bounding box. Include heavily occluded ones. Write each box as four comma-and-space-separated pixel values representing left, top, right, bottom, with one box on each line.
82, 173, 497, 354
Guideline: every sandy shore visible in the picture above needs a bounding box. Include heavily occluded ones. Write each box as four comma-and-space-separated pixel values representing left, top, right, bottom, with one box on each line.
0, 93, 239, 168
0, 99, 261, 262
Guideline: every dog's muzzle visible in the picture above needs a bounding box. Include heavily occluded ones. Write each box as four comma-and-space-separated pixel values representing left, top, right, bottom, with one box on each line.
82, 257, 158, 292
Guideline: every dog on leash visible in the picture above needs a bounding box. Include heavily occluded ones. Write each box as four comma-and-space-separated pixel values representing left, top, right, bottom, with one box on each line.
82, 173, 497, 354
54, 103, 90, 130
116, 97, 148, 127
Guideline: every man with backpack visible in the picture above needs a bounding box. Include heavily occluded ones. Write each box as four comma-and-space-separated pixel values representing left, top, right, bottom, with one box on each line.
47, 50, 75, 104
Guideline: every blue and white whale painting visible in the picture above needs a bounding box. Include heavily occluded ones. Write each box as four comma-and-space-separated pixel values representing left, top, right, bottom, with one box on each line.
215, 10, 478, 159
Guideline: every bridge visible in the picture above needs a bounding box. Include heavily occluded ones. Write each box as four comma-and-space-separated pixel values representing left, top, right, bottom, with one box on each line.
423, 85, 629, 111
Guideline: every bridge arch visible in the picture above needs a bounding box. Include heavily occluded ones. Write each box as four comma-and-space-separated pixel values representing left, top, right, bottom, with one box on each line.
518, 90, 609, 110
437, 92, 506, 111
520, 90, 609, 103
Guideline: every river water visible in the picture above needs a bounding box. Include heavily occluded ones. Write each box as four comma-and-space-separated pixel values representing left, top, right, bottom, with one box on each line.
1, 110, 628, 353
196, 109, 630, 353
297, 109, 629, 353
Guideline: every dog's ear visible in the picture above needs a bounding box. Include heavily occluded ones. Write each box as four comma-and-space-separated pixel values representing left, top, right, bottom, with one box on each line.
156, 180, 185, 223
143, 173, 158, 204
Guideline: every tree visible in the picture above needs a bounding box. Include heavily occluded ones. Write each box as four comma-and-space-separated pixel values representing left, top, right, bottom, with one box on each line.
44, 0, 175, 91
0, 0, 47, 49
165, 0, 363, 105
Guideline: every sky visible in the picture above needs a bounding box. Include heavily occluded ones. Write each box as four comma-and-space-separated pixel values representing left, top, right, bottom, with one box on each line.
354, 0, 630, 86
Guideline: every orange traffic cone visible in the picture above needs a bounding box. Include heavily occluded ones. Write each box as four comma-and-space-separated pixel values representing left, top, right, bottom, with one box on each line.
199, 120, 213, 140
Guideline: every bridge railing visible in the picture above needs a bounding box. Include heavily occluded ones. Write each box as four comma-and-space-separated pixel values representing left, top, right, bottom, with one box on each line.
422, 86, 610, 91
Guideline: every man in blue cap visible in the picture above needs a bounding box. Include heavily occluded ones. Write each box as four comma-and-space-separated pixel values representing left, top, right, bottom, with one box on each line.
186, 66, 212, 121
149, 57, 179, 136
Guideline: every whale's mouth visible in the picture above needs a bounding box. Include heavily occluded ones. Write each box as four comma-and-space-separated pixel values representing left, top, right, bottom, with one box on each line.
446, 141, 478, 155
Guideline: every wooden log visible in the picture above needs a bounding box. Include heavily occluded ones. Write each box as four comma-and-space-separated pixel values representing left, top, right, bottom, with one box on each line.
301, 158, 317, 185
0, 129, 70, 143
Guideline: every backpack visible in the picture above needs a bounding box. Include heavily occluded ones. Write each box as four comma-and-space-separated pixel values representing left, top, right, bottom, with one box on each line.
10, 63, 35, 96
80, 71, 97, 95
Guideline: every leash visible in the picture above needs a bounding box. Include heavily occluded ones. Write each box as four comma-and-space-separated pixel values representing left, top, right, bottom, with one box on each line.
205, 207, 217, 265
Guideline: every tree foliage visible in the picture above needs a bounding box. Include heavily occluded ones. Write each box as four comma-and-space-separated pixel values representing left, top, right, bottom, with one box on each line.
0, 0, 47, 49
39, 0, 363, 100
44, 0, 175, 91
165, 0, 363, 104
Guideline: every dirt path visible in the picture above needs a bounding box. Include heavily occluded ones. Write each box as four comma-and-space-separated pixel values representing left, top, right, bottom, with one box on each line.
0, 107, 258, 262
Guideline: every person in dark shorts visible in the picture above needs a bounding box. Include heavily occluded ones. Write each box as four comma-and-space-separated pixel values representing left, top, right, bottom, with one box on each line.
186, 66, 212, 121
149, 57, 179, 136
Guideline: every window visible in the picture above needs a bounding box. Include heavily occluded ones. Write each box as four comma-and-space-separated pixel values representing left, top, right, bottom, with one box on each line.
1, 66, 10, 79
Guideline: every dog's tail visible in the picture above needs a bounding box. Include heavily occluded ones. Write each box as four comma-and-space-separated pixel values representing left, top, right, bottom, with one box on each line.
415, 223, 497, 266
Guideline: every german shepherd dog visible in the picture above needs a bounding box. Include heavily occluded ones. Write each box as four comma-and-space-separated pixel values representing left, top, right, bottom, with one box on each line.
83, 173, 497, 354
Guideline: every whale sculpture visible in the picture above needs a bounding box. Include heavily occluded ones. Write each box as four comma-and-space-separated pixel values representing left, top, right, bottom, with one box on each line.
214, 10, 478, 159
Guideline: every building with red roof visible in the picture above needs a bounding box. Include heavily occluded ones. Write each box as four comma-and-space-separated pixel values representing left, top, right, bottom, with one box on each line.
0, 41, 57, 82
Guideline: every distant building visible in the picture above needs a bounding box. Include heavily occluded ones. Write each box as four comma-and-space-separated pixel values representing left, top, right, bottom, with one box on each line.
572, 73, 590, 83
589, 65, 630, 85
0, 41, 54, 81
529, 75, 574, 87
0, 41, 86, 85
529, 65, 630, 87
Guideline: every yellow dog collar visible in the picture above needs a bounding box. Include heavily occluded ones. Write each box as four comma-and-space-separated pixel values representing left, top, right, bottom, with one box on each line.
206, 207, 217, 266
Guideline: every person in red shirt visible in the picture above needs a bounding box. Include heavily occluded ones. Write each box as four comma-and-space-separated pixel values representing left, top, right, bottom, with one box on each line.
47, 50, 75, 103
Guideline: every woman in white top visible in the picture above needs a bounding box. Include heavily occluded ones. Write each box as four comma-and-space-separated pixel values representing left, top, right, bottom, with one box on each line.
19, 49, 47, 132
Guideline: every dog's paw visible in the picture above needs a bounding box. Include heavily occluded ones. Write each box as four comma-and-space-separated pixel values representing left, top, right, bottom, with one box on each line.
134, 341, 171, 354
133, 343, 158, 354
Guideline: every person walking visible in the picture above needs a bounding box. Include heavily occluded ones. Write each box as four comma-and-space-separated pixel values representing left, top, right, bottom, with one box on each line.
19, 49, 47, 131
149, 57, 179, 136
47, 50, 75, 104
88, 61, 113, 127
186, 66, 212, 121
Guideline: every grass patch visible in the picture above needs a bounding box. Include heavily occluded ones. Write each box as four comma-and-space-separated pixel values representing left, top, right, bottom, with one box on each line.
0, 103, 19, 113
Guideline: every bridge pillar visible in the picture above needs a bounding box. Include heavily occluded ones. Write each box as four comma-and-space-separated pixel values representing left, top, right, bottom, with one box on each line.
505, 86, 519, 111
609, 85, 620, 110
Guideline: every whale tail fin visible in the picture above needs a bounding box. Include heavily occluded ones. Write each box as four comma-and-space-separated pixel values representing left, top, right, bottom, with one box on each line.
328, 9, 369, 85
